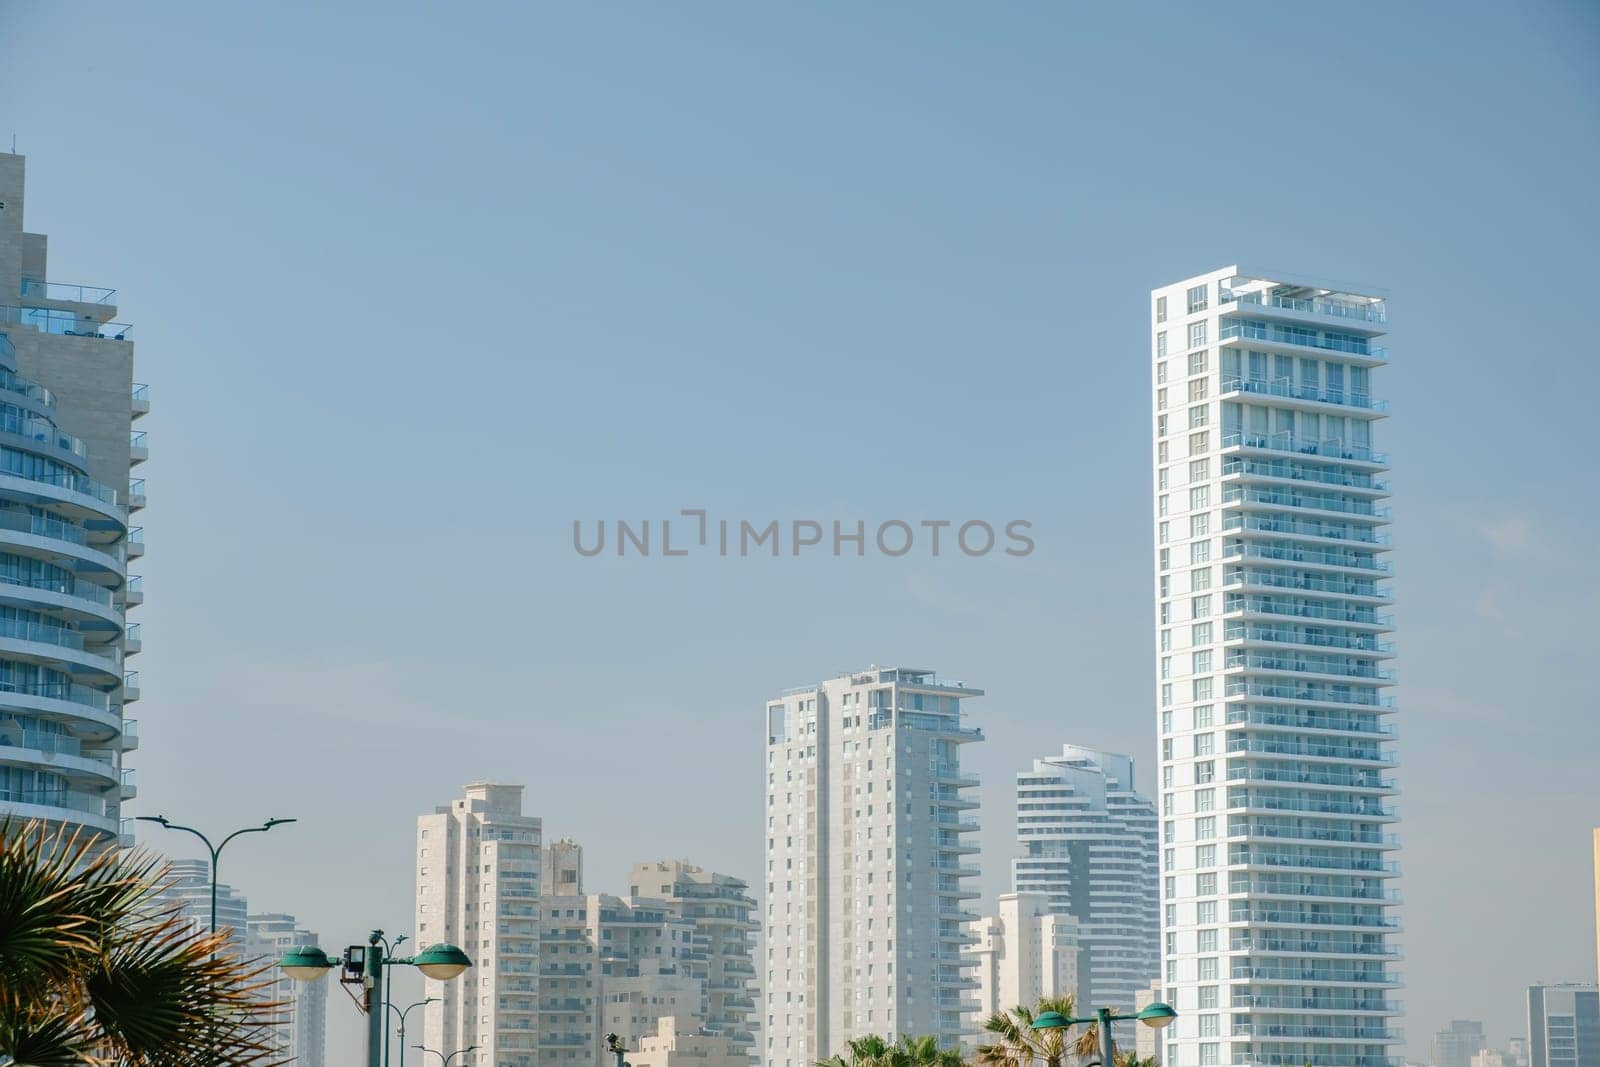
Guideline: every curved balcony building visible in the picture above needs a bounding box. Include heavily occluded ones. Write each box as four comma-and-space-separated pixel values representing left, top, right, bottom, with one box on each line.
0, 151, 145, 847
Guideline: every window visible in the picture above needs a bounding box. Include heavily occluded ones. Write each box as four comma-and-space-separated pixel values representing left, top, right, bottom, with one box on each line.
1161, 709, 1173, 732
1196, 899, 1216, 924
1158, 495, 1169, 517
1159, 547, 1170, 570
1193, 650, 1212, 674
1157, 332, 1169, 358
1188, 405, 1209, 429
1191, 595, 1211, 618
1195, 788, 1215, 812
1166, 959, 1178, 983
1162, 765, 1173, 787
1188, 321, 1208, 348
1158, 467, 1169, 490
1156, 296, 1168, 323
1161, 683, 1172, 706
1190, 513, 1210, 537
1197, 928, 1217, 953
1160, 628, 1172, 651
1196, 871, 1216, 895
1163, 848, 1174, 872
1199, 1042, 1219, 1066
1192, 622, 1212, 644
1160, 655, 1171, 679
1198, 1014, 1219, 1037
1157, 414, 1168, 436
1190, 487, 1210, 510
1163, 793, 1174, 816
1194, 676, 1213, 699
1189, 430, 1209, 453
1187, 284, 1208, 313
1157, 361, 1169, 384
1197, 957, 1218, 980
1165, 903, 1176, 926
1158, 441, 1169, 463
1195, 760, 1214, 784
1195, 732, 1214, 756
1189, 458, 1209, 481
1195, 703, 1214, 727
1188, 378, 1208, 402
1196, 844, 1216, 867
1198, 985, 1218, 1009
1162, 738, 1173, 760
1191, 566, 1211, 590
1191, 539, 1211, 563
1157, 388, 1168, 410
1189, 350, 1208, 375
1158, 522, 1170, 545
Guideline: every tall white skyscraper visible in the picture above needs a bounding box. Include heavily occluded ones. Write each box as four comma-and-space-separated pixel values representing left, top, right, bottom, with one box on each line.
417, 783, 544, 1067
763, 667, 982, 1066
0, 151, 146, 848
1011, 745, 1158, 1012
1150, 268, 1400, 1067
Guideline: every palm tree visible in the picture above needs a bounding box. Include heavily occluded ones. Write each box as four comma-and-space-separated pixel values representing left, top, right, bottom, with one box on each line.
1112, 1054, 1157, 1067
894, 1033, 965, 1067
976, 996, 1097, 1067
0, 818, 285, 1066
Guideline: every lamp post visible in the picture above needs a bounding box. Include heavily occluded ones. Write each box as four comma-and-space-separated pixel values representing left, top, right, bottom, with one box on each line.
281, 930, 472, 1067
376, 932, 409, 1067
390, 996, 437, 1067
1031, 1002, 1177, 1067
134, 814, 295, 934
414, 1045, 479, 1066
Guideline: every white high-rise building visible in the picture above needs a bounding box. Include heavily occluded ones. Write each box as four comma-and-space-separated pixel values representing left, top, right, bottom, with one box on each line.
156, 857, 248, 938
1150, 268, 1401, 1067
972, 891, 1080, 1020
1011, 746, 1158, 1012
248, 913, 328, 1067
416, 783, 544, 1067
0, 151, 146, 848
763, 667, 982, 1066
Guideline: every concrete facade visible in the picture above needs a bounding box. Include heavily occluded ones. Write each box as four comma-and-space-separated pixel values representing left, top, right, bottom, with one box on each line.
416, 783, 544, 1067
0, 152, 145, 848
1011, 745, 1158, 1013
631, 1017, 749, 1067
1527, 986, 1600, 1067
1151, 268, 1400, 1067
763, 667, 982, 1067
972, 891, 1080, 1021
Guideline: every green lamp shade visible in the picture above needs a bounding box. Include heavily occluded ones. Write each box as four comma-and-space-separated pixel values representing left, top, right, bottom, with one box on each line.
412, 942, 472, 981
1137, 1003, 1178, 1029
280, 945, 334, 982
1031, 1011, 1071, 1030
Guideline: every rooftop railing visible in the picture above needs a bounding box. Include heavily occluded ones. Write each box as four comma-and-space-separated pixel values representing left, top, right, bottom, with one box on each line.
1220, 288, 1388, 324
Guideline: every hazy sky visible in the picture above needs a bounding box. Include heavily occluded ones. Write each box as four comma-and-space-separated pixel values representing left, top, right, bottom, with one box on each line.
3, 1, 1598, 1061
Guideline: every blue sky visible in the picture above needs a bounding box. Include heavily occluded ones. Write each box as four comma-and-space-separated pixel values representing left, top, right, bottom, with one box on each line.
3, 0, 1598, 1060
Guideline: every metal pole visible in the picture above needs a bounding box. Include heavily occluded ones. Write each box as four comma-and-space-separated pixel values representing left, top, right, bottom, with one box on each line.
1097, 1008, 1115, 1067
367, 935, 386, 1067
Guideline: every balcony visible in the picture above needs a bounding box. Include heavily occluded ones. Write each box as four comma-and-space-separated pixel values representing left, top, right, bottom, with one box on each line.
131, 384, 150, 418
1220, 287, 1387, 325
1222, 485, 1391, 520
1226, 738, 1393, 764
124, 576, 143, 606
1224, 623, 1394, 656
123, 671, 140, 702
0, 305, 131, 340
1225, 568, 1390, 602
1232, 907, 1399, 929
1227, 706, 1395, 735
1226, 652, 1396, 683
1226, 764, 1395, 791
128, 478, 146, 510
121, 718, 140, 751
1225, 594, 1392, 629
1222, 430, 1388, 467
1224, 541, 1392, 575
1219, 319, 1387, 361
1222, 457, 1389, 495
120, 768, 137, 800
20, 279, 117, 306
1222, 375, 1389, 413
130, 431, 148, 464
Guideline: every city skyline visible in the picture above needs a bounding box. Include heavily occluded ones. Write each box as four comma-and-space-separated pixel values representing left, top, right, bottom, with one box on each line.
2, 2, 1597, 1064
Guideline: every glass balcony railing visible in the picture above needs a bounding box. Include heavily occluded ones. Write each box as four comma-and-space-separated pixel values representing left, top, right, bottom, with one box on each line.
1222, 485, 1391, 519
1220, 289, 1388, 325
1223, 456, 1389, 494
0, 456, 122, 508
1225, 514, 1392, 547
1224, 542, 1393, 574
1225, 569, 1389, 601
1226, 652, 1396, 682
1223, 429, 1388, 465
1222, 375, 1390, 412
20, 279, 117, 305
1225, 681, 1395, 708
1232, 908, 1399, 929
1224, 623, 1394, 655
0, 305, 131, 340
1227, 739, 1391, 763
131, 383, 150, 403
0, 786, 111, 816
0, 728, 83, 756
0, 568, 115, 609
1220, 319, 1387, 360
1230, 823, 1400, 849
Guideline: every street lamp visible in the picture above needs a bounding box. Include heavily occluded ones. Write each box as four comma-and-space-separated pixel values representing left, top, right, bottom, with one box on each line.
376, 932, 409, 1067
1032, 1002, 1177, 1067
414, 1044, 479, 1066
135, 815, 295, 934
280, 930, 472, 1067
390, 996, 437, 1067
